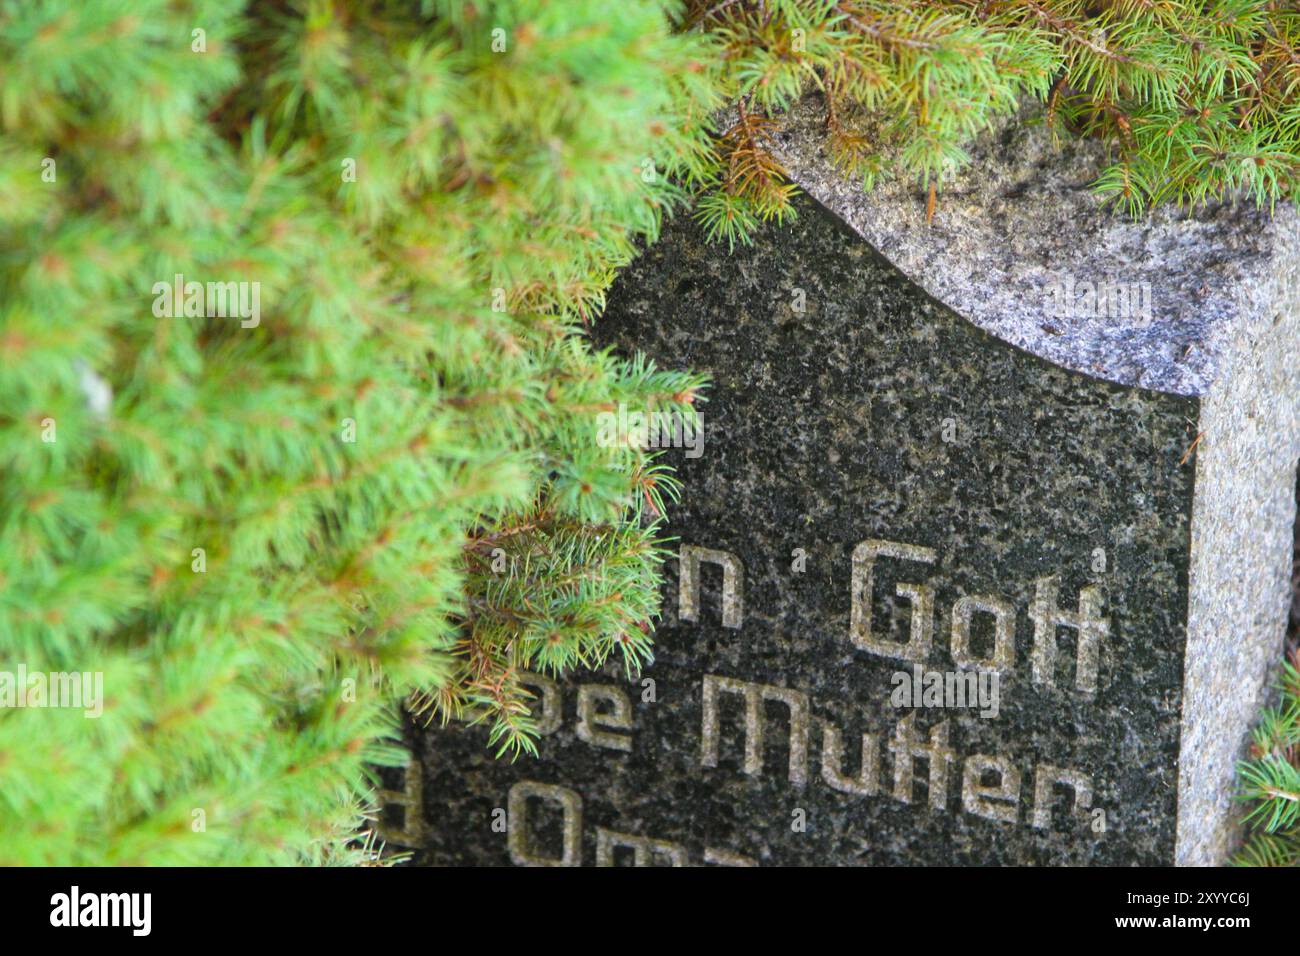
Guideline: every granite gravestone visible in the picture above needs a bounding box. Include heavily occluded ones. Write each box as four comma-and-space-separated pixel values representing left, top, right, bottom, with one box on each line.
383, 107, 1300, 866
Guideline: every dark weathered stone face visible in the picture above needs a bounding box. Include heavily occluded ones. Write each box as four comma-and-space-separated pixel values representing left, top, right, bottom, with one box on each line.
396, 194, 1200, 866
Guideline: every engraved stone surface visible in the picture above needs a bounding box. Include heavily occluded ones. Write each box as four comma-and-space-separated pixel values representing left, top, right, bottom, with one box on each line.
389, 128, 1300, 865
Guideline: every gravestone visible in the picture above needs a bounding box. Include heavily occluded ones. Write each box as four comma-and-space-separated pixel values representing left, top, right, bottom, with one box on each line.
386, 102, 1300, 866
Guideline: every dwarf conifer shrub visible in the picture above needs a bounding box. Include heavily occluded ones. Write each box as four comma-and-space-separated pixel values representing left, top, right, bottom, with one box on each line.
0, 0, 713, 864
684, 0, 1300, 239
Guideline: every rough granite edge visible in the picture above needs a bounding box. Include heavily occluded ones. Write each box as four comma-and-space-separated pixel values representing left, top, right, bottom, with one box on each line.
1179, 272, 1300, 864
767, 94, 1300, 397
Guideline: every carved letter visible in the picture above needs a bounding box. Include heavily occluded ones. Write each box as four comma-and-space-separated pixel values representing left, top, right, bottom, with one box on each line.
1031, 765, 1093, 830
819, 719, 879, 796
374, 751, 424, 847
1029, 764, 1092, 832
701, 674, 809, 785
961, 754, 1021, 824
887, 713, 955, 810
704, 847, 758, 867
850, 539, 937, 661
576, 684, 633, 752
950, 594, 1016, 673
507, 781, 582, 867
679, 545, 744, 628
518, 671, 562, 735
1029, 577, 1108, 695
595, 828, 688, 866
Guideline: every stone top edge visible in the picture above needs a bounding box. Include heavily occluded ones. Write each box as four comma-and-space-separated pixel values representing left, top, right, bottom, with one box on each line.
767, 95, 1300, 397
